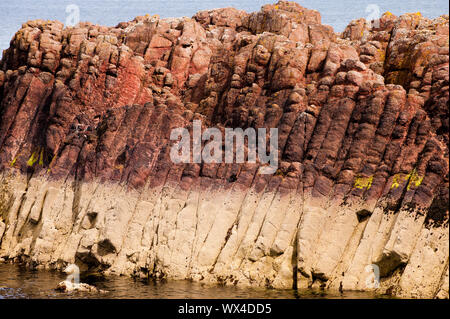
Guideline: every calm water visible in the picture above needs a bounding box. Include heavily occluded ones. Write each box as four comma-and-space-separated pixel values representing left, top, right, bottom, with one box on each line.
0, 263, 384, 299
1, 0, 449, 55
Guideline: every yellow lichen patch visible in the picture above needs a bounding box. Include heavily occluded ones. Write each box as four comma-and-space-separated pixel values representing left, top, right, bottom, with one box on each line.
114, 164, 124, 173
377, 48, 386, 62
274, 5, 279, 10
391, 169, 423, 190
384, 11, 393, 16
354, 175, 373, 190
391, 173, 404, 189
26, 148, 44, 167
10, 157, 17, 167
27, 150, 39, 167
38, 148, 44, 166
415, 12, 422, 17
407, 168, 423, 190
274, 168, 286, 177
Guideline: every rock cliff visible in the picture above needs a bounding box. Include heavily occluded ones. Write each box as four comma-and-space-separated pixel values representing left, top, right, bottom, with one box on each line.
0, 1, 448, 298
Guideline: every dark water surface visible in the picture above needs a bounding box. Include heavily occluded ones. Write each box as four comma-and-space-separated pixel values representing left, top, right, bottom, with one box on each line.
0, 263, 384, 299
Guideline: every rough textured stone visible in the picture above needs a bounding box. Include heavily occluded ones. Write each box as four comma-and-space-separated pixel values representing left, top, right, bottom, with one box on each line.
0, 2, 448, 299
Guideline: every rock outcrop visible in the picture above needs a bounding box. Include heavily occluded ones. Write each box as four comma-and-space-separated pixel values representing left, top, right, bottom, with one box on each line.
56, 280, 107, 294
0, 1, 448, 298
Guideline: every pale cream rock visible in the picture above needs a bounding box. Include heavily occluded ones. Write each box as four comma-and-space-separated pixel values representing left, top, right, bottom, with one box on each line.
397, 225, 449, 298
0, 221, 5, 242
435, 263, 449, 299
376, 209, 426, 277
0, 173, 447, 298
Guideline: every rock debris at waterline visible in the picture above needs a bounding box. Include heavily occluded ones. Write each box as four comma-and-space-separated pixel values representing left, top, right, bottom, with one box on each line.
0, 1, 448, 299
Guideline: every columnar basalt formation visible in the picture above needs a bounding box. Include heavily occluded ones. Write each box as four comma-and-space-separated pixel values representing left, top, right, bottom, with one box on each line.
0, 1, 448, 298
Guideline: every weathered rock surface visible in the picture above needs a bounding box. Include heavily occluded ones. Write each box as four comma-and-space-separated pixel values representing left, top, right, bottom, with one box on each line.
0, 2, 448, 298
56, 280, 107, 294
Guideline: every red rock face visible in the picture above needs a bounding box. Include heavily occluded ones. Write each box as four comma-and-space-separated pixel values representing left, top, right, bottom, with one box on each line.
0, 2, 448, 224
